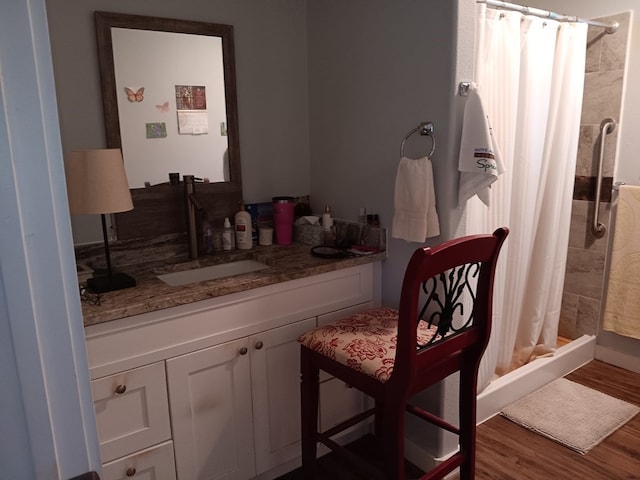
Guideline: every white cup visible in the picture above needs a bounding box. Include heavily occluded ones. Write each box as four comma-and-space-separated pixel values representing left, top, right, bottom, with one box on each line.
259, 227, 273, 246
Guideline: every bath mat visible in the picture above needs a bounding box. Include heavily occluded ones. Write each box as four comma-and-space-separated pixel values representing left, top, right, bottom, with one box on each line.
500, 377, 639, 454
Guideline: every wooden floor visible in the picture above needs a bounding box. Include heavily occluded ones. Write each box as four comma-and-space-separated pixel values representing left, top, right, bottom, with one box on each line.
475, 360, 640, 480
279, 360, 640, 479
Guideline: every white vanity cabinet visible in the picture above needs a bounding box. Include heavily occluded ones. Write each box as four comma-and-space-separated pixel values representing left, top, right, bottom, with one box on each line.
101, 441, 176, 480
167, 337, 256, 480
85, 263, 380, 480
91, 361, 175, 480
249, 317, 317, 475
166, 317, 317, 479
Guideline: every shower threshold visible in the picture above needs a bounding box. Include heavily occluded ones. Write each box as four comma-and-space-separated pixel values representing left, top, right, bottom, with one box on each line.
476, 334, 596, 424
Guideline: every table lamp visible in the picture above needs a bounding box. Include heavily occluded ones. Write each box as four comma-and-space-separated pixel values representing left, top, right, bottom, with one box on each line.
66, 148, 136, 293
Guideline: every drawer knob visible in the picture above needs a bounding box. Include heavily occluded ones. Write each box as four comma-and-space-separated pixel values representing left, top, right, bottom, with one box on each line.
239, 346, 248, 356
115, 384, 127, 395
254, 341, 264, 350
125, 467, 136, 476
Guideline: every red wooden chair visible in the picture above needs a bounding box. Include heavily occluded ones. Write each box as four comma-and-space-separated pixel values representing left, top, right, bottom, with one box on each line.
298, 227, 508, 479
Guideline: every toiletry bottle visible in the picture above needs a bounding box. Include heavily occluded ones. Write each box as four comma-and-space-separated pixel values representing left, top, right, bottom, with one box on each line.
202, 216, 214, 254
235, 203, 253, 250
322, 204, 335, 246
358, 207, 367, 224
322, 204, 333, 231
222, 217, 234, 251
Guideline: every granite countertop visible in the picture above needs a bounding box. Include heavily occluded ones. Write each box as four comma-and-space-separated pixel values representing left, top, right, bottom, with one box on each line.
80, 241, 386, 327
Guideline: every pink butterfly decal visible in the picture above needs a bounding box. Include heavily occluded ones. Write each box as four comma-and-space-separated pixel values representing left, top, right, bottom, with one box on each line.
125, 87, 144, 102
156, 101, 170, 113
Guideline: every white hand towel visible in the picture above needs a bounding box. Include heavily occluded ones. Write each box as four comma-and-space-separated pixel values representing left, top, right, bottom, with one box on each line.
458, 84, 504, 207
392, 156, 440, 242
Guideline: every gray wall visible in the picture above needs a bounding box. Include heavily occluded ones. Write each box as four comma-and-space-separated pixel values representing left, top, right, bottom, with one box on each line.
307, 0, 466, 307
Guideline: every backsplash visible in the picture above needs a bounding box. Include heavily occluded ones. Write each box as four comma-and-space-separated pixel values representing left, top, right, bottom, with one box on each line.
75, 219, 387, 274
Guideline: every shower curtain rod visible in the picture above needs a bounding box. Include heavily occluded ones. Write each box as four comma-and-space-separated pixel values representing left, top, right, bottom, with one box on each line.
477, 0, 619, 33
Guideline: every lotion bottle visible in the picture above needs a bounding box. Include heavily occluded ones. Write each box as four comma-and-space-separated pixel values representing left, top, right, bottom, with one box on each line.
235, 203, 253, 250
222, 217, 234, 251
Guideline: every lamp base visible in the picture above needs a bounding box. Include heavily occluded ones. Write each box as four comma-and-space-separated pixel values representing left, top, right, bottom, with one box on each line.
87, 272, 136, 293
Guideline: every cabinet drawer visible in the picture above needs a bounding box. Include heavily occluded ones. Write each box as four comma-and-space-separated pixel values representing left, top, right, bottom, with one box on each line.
101, 440, 176, 480
92, 361, 171, 463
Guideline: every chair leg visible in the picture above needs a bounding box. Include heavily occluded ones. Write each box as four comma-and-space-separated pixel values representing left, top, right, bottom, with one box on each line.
378, 401, 406, 480
300, 347, 320, 478
458, 362, 478, 480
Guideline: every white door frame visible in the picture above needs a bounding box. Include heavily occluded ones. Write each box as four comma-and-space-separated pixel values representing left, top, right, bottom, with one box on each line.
0, 0, 101, 478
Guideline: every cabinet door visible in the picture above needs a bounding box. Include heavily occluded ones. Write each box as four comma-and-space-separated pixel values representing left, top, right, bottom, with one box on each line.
250, 317, 316, 475
166, 337, 255, 480
91, 361, 171, 463
101, 441, 176, 480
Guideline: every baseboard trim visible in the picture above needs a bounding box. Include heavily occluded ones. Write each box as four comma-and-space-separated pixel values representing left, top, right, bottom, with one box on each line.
404, 436, 439, 473
476, 334, 595, 424
595, 345, 640, 374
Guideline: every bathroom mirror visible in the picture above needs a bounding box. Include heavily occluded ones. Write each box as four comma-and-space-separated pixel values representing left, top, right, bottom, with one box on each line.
95, 11, 242, 239
96, 11, 241, 189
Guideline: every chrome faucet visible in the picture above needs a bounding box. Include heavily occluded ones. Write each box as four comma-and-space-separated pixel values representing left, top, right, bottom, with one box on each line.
183, 175, 205, 259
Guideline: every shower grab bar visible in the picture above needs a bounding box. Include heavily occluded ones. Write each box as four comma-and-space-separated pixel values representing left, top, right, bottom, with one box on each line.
400, 121, 436, 159
592, 118, 616, 238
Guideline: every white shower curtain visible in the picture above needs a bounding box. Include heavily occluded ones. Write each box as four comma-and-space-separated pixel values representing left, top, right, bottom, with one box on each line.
464, 6, 588, 388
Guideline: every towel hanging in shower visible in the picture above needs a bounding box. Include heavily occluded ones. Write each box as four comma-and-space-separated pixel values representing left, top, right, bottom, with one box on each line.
602, 185, 640, 340
457, 83, 504, 207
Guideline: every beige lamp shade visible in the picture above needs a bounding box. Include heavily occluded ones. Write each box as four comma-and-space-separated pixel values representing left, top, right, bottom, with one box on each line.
66, 149, 133, 214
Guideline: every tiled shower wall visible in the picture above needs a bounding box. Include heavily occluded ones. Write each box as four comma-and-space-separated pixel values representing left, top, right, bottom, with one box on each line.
560, 12, 630, 339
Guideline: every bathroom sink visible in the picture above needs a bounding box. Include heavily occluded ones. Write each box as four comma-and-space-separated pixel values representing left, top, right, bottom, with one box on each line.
157, 259, 269, 286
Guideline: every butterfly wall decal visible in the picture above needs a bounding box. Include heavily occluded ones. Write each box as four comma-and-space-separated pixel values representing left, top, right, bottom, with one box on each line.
125, 87, 144, 102
156, 101, 170, 113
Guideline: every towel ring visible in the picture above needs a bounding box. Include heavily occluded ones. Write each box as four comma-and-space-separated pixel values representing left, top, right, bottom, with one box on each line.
400, 121, 436, 159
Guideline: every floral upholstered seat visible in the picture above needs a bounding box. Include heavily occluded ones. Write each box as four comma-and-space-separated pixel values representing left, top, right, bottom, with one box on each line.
297, 306, 439, 382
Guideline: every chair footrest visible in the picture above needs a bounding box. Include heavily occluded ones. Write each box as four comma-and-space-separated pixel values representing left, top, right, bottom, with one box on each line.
320, 407, 376, 439
406, 403, 460, 435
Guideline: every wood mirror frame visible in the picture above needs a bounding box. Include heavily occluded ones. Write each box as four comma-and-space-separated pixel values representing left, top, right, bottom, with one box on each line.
95, 11, 242, 240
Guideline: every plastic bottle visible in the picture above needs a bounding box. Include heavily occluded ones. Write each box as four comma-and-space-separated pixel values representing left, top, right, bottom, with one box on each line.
235, 203, 253, 250
202, 216, 214, 254
322, 204, 335, 246
222, 217, 234, 251
322, 204, 333, 231
358, 207, 367, 224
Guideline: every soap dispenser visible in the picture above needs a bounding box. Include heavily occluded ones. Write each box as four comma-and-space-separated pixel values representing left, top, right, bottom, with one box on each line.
235, 203, 253, 250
